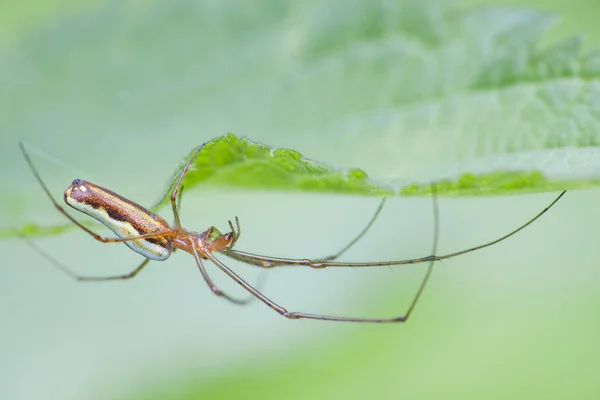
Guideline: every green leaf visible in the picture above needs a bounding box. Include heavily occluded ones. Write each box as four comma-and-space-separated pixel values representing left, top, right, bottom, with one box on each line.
150, 133, 393, 210
154, 132, 600, 215
0, 222, 75, 238
4, 1, 600, 238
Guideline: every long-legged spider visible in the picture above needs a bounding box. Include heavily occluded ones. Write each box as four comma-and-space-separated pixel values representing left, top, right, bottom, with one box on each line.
20, 142, 565, 322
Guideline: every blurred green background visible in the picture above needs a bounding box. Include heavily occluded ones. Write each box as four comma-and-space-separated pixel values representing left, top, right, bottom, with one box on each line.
1, 1, 599, 399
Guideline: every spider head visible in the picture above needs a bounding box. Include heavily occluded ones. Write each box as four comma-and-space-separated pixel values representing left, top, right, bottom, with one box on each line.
198, 226, 237, 253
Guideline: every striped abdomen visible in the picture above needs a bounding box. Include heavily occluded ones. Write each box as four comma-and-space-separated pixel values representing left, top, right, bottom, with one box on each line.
64, 179, 172, 260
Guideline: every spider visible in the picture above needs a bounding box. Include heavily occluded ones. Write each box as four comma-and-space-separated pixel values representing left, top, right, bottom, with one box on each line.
19, 142, 565, 323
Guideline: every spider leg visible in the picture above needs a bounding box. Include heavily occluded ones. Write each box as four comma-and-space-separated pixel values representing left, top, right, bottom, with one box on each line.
223, 191, 565, 269
188, 238, 259, 306
23, 236, 151, 281
221, 198, 387, 267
